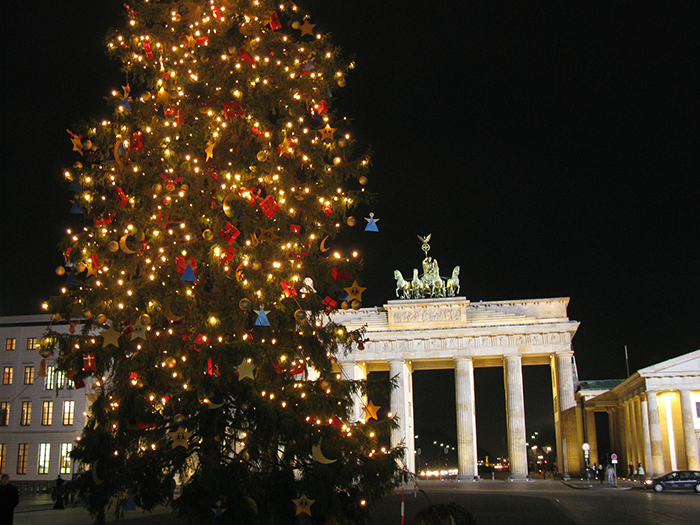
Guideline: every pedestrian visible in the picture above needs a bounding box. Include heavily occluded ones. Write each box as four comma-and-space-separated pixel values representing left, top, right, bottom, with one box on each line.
53, 475, 65, 509
0, 473, 20, 525
637, 463, 645, 485
599, 464, 604, 485
628, 462, 634, 480
606, 463, 615, 486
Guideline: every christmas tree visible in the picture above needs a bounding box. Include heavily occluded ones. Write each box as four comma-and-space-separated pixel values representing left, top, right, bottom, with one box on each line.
45, 1, 400, 523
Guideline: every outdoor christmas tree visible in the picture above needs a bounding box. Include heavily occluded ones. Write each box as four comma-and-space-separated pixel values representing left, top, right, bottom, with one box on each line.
44, 1, 401, 523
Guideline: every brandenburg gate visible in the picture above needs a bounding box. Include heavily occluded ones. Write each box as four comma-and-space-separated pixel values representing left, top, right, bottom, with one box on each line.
333, 237, 580, 479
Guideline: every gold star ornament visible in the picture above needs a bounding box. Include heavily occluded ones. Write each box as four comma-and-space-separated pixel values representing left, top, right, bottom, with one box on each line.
205, 141, 215, 162
344, 280, 366, 302
299, 20, 316, 36
362, 400, 380, 421
293, 494, 315, 516
319, 124, 336, 140
168, 427, 192, 448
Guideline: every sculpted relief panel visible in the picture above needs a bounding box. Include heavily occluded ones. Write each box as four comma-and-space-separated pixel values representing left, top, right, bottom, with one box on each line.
390, 306, 462, 325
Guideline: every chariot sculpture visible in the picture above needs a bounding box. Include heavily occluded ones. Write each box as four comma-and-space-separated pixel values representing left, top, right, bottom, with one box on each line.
394, 234, 460, 299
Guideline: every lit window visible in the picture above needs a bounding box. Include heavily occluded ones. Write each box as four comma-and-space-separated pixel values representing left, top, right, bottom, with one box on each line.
24, 366, 35, 385
60, 443, 73, 474
45, 366, 56, 390
26, 337, 37, 350
17, 443, 28, 475
42, 401, 53, 426
0, 402, 9, 426
62, 400, 75, 426
38, 443, 50, 475
0, 443, 6, 473
20, 401, 32, 426
56, 370, 66, 390
2, 367, 12, 385
5, 338, 16, 351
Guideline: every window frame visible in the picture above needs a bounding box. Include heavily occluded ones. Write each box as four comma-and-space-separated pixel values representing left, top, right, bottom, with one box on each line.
38, 443, 50, 475
20, 401, 32, 426
0, 402, 10, 426
41, 400, 53, 426
59, 443, 73, 475
17, 443, 28, 475
24, 365, 35, 385
5, 338, 16, 351
2, 366, 13, 385
62, 400, 75, 426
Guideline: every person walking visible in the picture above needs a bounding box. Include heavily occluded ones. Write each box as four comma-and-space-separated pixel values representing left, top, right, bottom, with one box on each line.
606, 463, 615, 486
637, 463, 646, 485
0, 474, 20, 525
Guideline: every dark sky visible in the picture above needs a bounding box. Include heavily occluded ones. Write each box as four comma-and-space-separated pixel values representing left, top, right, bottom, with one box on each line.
2, 1, 698, 458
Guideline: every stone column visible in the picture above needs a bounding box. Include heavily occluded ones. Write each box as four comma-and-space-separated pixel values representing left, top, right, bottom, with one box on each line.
640, 394, 653, 474
390, 360, 415, 473
679, 389, 700, 470
556, 352, 576, 412
339, 362, 367, 423
455, 357, 478, 480
624, 400, 636, 470
647, 391, 665, 476
504, 355, 528, 479
584, 407, 599, 467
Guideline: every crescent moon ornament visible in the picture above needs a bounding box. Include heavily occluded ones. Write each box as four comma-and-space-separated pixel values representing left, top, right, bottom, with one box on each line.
163, 297, 184, 322
235, 261, 246, 282
119, 235, 137, 254
319, 236, 330, 253
312, 439, 337, 464
91, 461, 103, 485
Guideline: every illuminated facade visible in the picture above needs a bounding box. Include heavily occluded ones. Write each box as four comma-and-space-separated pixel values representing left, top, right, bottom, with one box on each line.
334, 296, 581, 479
0, 315, 91, 484
577, 350, 700, 477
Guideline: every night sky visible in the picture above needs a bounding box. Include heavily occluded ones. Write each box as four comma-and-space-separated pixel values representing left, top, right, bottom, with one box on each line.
2, 1, 698, 459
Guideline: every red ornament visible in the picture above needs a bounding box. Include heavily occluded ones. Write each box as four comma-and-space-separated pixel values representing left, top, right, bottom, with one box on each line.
289, 224, 301, 235
331, 267, 350, 281
281, 280, 297, 298
175, 255, 197, 274
82, 352, 96, 372
195, 36, 209, 46
143, 41, 153, 59
207, 357, 221, 376
269, 12, 282, 30
219, 222, 241, 245
219, 247, 236, 264
259, 195, 279, 218
129, 130, 143, 151
62, 247, 72, 264
164, 107, 183, 124
322, 296, 338, 312
239, 47, 254, 65
330, 416, 343, 429
114, 187, 128, 207
94, 212, 115, 227
74, 379, 86, 389
222, 100, 243, 119
322, 204, 332, 217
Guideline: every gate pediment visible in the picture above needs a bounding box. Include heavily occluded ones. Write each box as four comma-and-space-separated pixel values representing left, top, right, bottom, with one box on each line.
386, 298, 470, 329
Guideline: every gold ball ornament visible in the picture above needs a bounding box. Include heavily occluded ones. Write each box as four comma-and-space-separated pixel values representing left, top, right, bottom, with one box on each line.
180, 183, 189, 194
239, 298, 252, 311
256, 150, 268, 162
82, 309, 92, 320
333, 156, 343, 165
152, 182, 163, 194
135, 378, 145, 388
359, 175, 368, 185
250, 260, 262, 272
294, 309, 307, 322
81, 139, 92, 150
39, 347, 54, 358
139, 314, 151, 325
346, 216, 357, 227
75, 262, 86, 273
164, 356, 177, 369
55, 266, 66, 276
351, 300, 362, 310
73, 161, 83, 169
320, 380, 331, 390
173, 413, 186, 425
341, 301, 349, 310
338, 138, 348, 148
202, 229, 214, 241
107, 241, 119, 252
51, 313, 62, 323
292, 21, 301, 29
96, 314, 107, 325
337, 77, 347, 87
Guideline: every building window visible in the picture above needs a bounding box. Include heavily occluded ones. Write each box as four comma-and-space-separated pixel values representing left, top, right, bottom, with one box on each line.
0, 443, 5, 473
62, 400, 75, 426
17, 443, 28, 475
41, 401, 53, 426
56, 370, 66, 390
696, 401, 700, 418
26, 337, 37, 350
60, 443, 73, 475
20, 401, 32, 426
0, 402, 9, 426
2, 367, 12, 385
5, 338, 16, 351
38, 443, 50, 475
45, 366, 56, 390
24, 366, 35, 385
